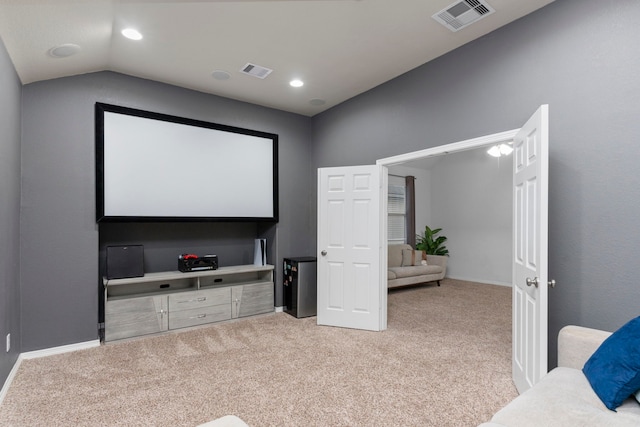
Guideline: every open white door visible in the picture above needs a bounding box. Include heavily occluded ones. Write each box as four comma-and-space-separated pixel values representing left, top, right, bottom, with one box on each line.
512, 105, 549, 393
317, 165, 386, 331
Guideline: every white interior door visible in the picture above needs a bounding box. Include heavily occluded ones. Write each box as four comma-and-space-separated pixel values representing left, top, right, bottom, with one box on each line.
512, 104, 549, 393
317, 165, 386, 331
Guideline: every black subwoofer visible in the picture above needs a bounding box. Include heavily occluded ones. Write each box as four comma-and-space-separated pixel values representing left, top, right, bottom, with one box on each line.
106, 245, 144, 280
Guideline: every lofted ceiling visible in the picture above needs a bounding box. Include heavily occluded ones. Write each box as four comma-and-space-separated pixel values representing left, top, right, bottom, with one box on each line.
0, 0, 555, 116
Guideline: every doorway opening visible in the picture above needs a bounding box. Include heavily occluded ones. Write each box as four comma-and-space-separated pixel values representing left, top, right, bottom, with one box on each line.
376, 128, 520, 330
380, 130, 518, 288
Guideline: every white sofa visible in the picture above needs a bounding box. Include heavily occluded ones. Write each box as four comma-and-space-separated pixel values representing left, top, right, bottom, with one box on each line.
480, 326, 640, 427
387, 244, 447, 289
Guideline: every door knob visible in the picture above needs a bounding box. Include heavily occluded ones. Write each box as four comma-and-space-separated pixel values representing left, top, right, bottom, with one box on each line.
526, 277, 539, 288
548, 279, 556, 288
321, 250, 327, 256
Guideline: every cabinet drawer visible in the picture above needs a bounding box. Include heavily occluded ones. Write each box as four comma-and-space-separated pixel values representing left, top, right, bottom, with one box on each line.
169, 304, 231, 330
168, 287, 230, 311
105, 296, 168, 341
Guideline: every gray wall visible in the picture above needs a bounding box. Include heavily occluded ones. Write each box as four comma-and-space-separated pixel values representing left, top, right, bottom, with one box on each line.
0, 37, 21, 386
21, 71, 314, 351
312, 0, 640, 367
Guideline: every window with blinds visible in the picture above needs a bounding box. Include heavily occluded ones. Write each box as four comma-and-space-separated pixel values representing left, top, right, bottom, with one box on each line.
388, 183, 406, 244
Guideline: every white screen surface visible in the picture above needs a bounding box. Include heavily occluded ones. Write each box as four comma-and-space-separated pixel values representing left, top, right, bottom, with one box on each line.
99, 108, 276, 220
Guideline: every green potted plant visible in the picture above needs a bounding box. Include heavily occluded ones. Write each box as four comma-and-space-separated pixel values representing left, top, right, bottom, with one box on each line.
416, 225, 449, 256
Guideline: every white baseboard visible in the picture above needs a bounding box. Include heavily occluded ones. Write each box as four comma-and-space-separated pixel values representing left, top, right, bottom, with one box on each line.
20, 339, 101, 360
446, 275, 512, 287
275, 306, 284, 313
0, 339, 101, 405
0, 355, 22, 406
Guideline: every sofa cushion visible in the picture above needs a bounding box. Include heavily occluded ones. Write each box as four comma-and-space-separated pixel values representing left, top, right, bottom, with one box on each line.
583, 316, 640, 411
388, 265, 442, 279
387, 269, 397, 280
388, 244, 411, 268
488, 367, 640, 427
401, 249, 425, 266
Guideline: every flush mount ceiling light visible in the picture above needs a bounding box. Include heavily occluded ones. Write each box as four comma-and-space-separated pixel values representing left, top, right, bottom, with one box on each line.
499, 143, 513, 156
487, 143, 513, 157
289, 79, 304, 88
121, 28, 143, 40
48, 43, 81, 58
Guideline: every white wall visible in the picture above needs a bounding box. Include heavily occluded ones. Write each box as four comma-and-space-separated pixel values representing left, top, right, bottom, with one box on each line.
389, 154, 510, 286
431, 147, 512, 286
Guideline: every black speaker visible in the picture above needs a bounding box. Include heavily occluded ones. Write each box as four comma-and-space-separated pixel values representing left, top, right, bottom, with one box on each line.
106, 245, 144, 280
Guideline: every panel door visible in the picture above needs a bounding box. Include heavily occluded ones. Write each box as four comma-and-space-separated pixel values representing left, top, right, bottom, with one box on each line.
513, 105, 549, 393
317, 165, 385, 331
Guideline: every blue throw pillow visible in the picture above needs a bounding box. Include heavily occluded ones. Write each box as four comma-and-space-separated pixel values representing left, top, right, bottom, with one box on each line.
583, 316, 640, 411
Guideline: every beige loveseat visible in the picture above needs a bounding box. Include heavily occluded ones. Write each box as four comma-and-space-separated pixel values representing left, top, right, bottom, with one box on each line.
480, 326, 640, 426
387, 244, 447, 289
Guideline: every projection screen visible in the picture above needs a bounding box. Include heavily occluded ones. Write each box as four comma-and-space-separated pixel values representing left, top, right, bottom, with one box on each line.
95, 103, 278, 222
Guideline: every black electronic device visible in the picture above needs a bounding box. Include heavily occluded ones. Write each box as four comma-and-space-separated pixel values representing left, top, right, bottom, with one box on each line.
178, 254, 218, 272
106, 245, 144, 279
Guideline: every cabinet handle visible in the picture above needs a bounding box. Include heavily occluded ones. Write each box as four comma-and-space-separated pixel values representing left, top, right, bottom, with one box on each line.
178, 297, 207, 304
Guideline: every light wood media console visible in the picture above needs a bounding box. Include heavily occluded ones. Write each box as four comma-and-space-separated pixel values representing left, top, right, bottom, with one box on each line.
103, 264, 274, 341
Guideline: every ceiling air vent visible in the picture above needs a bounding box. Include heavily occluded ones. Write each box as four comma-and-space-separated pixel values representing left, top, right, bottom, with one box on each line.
240, 63, 273, 79
432, 0, 495, 32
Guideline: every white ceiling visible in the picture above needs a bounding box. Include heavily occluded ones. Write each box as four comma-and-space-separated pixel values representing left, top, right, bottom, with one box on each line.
0, 0, 555, 116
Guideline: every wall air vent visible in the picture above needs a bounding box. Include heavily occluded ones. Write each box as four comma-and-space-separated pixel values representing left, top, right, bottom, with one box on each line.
240, 63, 273, 79
432, 0, 495, 32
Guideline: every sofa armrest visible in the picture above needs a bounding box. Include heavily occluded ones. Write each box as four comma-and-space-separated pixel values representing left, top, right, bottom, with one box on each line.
427, 254, 448, 270
557, 325, 611, 369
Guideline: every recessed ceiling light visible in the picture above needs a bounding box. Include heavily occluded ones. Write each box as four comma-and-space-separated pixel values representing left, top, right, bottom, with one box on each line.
289, 79, 304, 88
48, 44, 81, 58
121, 28, 143, 41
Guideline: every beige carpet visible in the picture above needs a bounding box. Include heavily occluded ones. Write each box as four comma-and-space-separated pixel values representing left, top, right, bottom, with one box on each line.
0, 279, 517, 427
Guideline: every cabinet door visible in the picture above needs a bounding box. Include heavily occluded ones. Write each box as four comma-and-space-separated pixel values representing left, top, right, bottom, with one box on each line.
232, 282, 274, 318
105, 295, 168, 341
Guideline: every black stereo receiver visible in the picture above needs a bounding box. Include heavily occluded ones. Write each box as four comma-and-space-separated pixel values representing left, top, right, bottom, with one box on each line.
178, 254, 218, 272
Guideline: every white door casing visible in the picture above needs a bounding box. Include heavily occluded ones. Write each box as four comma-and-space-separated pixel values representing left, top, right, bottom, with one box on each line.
512, 105, 549, 393
317, 165, 386, 331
